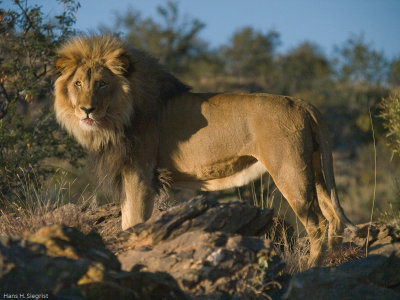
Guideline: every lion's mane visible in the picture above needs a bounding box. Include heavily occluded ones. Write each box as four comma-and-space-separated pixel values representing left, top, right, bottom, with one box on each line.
54, 35, 190, 197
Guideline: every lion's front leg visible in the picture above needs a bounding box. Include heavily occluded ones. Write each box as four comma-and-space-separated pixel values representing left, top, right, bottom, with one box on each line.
121, 168, 156, 230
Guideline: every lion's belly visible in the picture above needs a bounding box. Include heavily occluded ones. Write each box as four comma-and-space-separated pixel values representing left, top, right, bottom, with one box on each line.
158, 120, 257, 184
200, 161, 267, 191
168, 155, 257, 181
172, 161, 267, 191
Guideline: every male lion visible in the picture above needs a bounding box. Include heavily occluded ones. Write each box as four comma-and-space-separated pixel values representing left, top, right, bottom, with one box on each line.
54, 35, 355, 267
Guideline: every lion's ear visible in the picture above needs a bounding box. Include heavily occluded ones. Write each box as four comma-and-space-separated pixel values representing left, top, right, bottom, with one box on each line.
55, 55, 74, 75
117, 52, 135, 77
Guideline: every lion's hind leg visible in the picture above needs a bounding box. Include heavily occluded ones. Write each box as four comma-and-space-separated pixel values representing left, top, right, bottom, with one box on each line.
256, 136, 327, 267
312, 151, 344, 251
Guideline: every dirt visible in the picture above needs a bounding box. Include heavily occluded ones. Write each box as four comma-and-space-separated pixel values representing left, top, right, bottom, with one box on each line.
1, 197, 399, 299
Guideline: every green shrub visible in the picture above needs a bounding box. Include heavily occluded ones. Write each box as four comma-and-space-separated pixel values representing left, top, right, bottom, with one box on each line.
379, 92, 400, 156
0, 0, 84, 204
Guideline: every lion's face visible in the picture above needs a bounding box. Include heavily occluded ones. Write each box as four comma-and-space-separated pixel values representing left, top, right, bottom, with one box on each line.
54, 35, 189, 150
67, 64, 121, 131
54, 36, 136, 149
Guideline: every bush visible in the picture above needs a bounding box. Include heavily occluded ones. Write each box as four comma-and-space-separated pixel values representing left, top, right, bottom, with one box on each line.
379, 92, 400, 156
0, 0, 84, 205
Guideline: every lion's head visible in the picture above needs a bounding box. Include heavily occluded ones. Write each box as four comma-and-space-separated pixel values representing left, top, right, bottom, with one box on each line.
54, 35, 190, 150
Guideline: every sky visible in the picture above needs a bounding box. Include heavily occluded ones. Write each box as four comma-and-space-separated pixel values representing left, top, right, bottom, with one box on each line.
5, 0, 400, 59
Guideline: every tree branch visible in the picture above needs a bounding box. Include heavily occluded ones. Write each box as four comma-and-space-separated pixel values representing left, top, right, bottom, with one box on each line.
0, 82, 11, 119
33, 64, 47, 79
15, 1, 35, 35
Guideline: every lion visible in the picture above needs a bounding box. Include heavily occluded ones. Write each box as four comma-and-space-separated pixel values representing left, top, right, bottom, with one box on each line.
54, 35, 356, 267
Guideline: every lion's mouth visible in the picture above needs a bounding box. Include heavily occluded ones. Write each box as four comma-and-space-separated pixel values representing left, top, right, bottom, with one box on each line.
80, 117, 100, 128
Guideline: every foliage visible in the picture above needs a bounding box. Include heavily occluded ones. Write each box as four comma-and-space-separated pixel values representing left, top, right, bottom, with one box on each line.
113, 1, 206, 74
378, 203, 400, 230
379, 92, 400, 156
389, 57, 400, 87
0, 0, 84, 203
0, 0, 80, 116
278, 42, 331, 95
334, 34, 388, 85
222, 27, 280, 79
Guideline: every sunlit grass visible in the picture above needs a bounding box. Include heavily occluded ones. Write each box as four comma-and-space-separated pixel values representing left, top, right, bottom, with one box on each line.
0, 167, 96, 236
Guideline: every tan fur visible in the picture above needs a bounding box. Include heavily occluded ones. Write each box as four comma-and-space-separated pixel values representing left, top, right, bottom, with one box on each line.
54, 35, 354, 267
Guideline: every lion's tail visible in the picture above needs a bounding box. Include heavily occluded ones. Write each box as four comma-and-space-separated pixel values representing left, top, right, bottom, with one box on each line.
306, 104, 357, 232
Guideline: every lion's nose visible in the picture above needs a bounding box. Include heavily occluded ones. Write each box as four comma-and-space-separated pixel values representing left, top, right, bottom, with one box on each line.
80, 106, 96, 114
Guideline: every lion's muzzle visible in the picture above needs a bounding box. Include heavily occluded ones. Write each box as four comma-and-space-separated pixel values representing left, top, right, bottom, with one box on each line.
80, 106, 96, 116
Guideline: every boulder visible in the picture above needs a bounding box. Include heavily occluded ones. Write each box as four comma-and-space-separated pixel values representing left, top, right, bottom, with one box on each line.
116, 196, 274, 251
28, 224, 120, 271
0, 236, 88, 298
116, 196, 283, 298
0, 225, 186, 300
284, 254, 400, 300
344, 222, 400, 257
285, 222, 400, 299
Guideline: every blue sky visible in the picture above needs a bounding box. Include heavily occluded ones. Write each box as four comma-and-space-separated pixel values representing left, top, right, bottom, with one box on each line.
5, 0, 400, 58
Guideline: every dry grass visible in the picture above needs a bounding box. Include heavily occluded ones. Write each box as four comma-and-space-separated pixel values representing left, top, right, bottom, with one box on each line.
251, 177, 364, 274
378, 203, 400, 231
0, 203, 94, 237
269, 222, 365, 274
0, 168, 96, 237
323, 244, 365, 267
244, 177, 311, 274
267, 220, 310, 274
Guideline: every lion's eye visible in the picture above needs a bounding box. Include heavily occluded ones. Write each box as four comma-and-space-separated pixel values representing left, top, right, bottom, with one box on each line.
75, 81, 82, 87
99, 81, 108, 88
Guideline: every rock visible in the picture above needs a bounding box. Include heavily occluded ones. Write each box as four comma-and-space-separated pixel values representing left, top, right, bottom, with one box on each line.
119, 230, 281, 296
0, 225, 186, 300
0, 236, 88, 298
284, 254, 400, 300
283, 222, 400, 299
89, 203, 121, 236
28, 224, 120, 271
118, 196, 274, 251
79, 269, 187, 300
117, 196, 282, 298
42, 203, 93, 234
344, 222, 400, 256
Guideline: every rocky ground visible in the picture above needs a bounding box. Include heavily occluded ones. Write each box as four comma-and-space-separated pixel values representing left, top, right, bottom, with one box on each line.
1, 196, 399, 299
